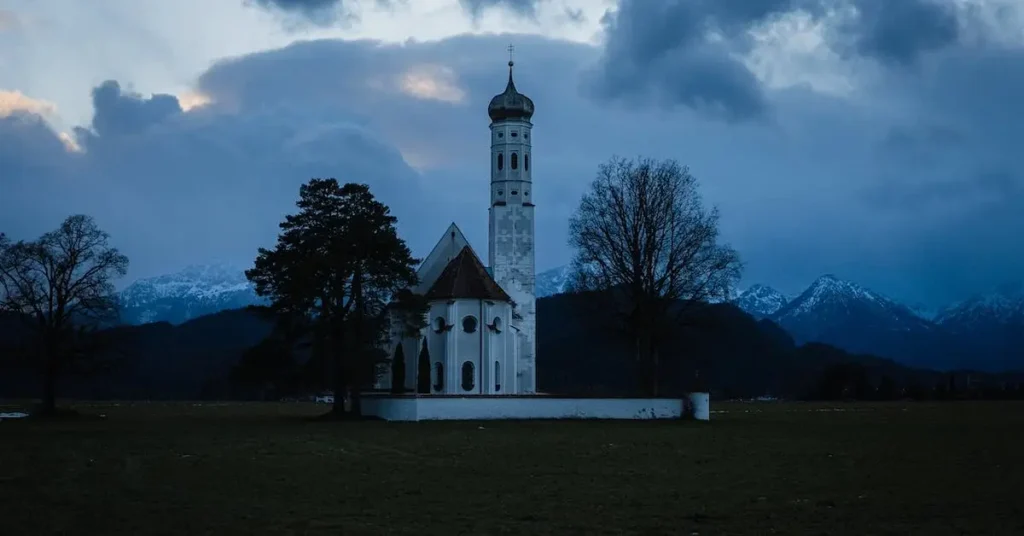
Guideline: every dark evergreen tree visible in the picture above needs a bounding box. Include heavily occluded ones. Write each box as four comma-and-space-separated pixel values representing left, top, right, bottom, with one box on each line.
246, 179, 422, 418
390, 343, 406, 394
417, 337, 430, 393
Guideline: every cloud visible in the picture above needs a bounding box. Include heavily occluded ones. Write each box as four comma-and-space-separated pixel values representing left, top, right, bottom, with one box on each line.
0, 10, 19, 32
83, 81, 183, 139
246, 0, 403, 26
836, 0, 961, 66
0, 90, 57, 118
582, 0, 798, 121
4, 8, 1024, 307
460, 0, 545, 19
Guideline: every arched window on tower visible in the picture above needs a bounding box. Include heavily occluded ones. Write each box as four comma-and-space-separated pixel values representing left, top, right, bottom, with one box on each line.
495, 361, 501, 392
525, 153, 529, 171
511, 152, 518, 170
497, 153, 504, 171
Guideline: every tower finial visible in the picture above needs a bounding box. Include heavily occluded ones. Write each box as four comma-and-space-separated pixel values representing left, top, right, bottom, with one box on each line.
507, 44, 515, 69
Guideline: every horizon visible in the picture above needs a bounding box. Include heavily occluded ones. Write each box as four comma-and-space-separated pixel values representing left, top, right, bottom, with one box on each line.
3, 0, 1023, 311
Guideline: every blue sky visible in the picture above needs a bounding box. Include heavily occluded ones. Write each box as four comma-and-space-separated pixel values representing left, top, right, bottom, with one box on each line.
1, 0, 1022, 308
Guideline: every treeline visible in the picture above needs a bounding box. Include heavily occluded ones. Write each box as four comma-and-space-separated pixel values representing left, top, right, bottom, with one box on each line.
807, 361, 1024, 402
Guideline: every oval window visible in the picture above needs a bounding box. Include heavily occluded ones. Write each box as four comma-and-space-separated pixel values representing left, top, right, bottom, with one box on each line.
493, 316, 502, 330
462, 315, 478, 333
511, 152, 518, 170
461, 362, 475, 391
497, 153, 504, 171
434, 317, 445, 332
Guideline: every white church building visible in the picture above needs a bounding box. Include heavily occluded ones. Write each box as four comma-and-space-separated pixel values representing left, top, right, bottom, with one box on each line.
361, 56, 707, 421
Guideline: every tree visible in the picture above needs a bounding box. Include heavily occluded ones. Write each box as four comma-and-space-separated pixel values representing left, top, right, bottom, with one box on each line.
232, 337, 301, 400
0, 215, 129, 415
417, 337, 430, 394
246, 179, 420, 418
567, 157, 741, 396
390, 343, 406, 394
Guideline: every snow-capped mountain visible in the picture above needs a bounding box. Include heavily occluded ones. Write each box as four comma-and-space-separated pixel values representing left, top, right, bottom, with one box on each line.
119, 264, 263, 325
536, 265, 573, 298
936, 284, 1024, 330
771, 274, 946, 368
933, 284, 1024, 372
733, 284, 789, 319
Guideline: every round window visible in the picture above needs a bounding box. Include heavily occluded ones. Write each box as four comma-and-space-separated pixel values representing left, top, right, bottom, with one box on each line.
462, 316, 478, 333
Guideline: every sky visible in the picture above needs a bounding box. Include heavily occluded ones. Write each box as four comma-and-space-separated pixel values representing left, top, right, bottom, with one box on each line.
1, 0, 1022, 309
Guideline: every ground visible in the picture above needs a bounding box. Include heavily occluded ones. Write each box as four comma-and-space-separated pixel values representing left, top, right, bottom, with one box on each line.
1, 401, 1022, 535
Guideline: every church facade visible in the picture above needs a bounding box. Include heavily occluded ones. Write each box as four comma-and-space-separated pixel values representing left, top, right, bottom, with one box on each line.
383, 58, 537, 396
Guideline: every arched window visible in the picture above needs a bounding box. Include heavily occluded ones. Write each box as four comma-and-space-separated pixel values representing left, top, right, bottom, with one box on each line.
495, 361, 501, 392
461, 362, 475, 391
462, 315, 477, 333
511, 152, 518, 170
497, 153, 504, 171
524, 153, 529, 171
433, 362, 444, 392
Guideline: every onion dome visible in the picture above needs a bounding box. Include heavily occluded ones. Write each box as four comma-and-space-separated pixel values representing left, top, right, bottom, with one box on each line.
487, 60, 534, 122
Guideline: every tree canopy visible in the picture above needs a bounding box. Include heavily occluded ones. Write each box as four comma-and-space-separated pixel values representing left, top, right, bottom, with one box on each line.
246, 179, 424, 416
568, 156, 741, 395
0, 215, 129, 414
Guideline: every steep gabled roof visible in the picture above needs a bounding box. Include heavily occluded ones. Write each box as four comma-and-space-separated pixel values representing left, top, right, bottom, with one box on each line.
424, 246, 511, 302
415, 222, 472, 294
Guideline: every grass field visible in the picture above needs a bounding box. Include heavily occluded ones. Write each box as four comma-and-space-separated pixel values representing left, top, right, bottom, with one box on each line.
2, 401, 1023, 535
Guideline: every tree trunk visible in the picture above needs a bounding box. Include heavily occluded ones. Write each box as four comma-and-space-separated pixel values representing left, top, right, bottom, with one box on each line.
651, 344, 660, 398
350, 267, 364, 418
40, 348, 57, 415
329, 332, 347, 416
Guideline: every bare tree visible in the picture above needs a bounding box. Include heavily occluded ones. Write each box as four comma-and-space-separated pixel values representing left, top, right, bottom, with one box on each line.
568, 156, 741, 396
0, 215, 129, 414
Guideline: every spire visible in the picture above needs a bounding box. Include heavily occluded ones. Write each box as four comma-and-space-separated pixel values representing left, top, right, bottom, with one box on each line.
488, 44, 534, 122
506, 44, 517, 91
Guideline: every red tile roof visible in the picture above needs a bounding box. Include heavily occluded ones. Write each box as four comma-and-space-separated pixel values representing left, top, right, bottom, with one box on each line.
424, 246, 511, 302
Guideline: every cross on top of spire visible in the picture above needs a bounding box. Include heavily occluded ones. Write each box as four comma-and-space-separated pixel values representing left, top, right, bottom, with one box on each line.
507, 44, 515, 67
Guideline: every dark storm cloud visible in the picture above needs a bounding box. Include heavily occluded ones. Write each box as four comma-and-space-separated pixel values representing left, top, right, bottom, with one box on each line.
839, 0, 960, 66
85, 81, 182, 139
582, 0, 959, 120
246, 0, 401, 26
4, 6, 1024, 308
581, 0, 816, 121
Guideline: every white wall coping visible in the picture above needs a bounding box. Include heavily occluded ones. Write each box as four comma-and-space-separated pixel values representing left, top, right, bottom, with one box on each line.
360, 393, 711, 422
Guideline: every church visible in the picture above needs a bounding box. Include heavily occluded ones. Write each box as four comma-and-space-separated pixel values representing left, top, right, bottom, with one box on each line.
382, 56, 538, 396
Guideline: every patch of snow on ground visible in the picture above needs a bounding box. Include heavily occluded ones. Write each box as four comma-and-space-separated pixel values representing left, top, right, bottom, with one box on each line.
0, 412, 28, 419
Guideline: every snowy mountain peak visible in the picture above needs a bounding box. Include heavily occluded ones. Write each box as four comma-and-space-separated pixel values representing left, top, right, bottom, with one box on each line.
775, 274, 924, 325
536, 265, 573, 298
119, 263, 261, 325
733, 284, 789, 319
935, 284, 1024, 328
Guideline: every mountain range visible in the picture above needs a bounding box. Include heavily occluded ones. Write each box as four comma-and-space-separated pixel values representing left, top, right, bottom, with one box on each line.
115, 264, 1023, 372
118, 263, 264, 325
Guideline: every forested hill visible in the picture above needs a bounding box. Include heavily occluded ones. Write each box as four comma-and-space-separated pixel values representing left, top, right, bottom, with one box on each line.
2, 294, 1021, 401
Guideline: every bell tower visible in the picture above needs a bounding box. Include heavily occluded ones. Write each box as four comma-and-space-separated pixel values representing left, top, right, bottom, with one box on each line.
487, 47, 536, 393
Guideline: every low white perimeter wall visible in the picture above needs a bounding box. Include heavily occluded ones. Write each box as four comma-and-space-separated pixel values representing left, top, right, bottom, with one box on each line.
361, 396, 685, 421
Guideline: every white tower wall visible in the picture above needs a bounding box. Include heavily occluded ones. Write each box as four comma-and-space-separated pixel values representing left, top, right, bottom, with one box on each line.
488, 117, 536, 393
